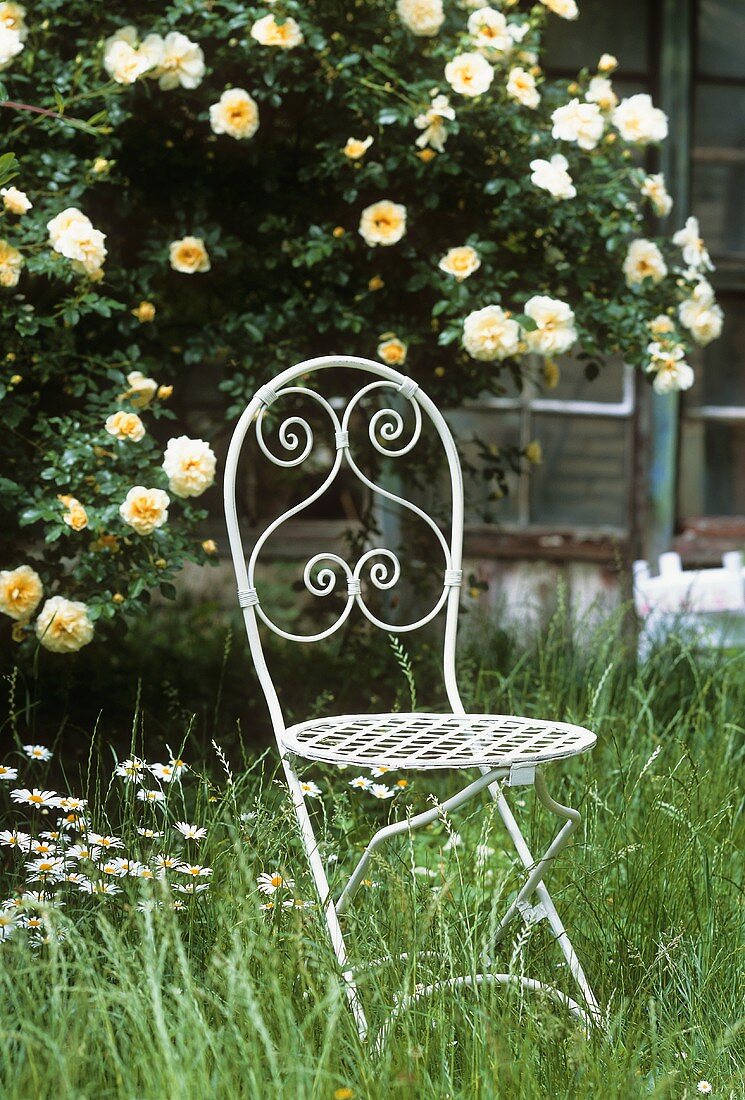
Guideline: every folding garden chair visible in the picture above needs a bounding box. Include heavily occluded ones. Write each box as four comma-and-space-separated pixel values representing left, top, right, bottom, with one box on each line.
224, 354, 601, 1045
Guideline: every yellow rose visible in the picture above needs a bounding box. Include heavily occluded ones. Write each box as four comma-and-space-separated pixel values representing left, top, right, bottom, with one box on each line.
376, 336, 407, 366
92, 157, 110, 174
132, 300, 156, 322
105, 410, 146, 442
1, 186, 31, 214
0, 564, 43, 621
35, 595, 94, 653
122, 370, 158, 407
209, 88, 260, 140
0, 239, 23, 287
250, 14, 303, 49
157, 384, 173, 400
416, 148, 437, 162
119, 486, 170, 535
358, 200, 407, 247
58, 495, 89, 531
525, 440, 543, 465
444, 52, 494, 98
162, 436, 216, 498
343, 136, 373, 160
438, 245, 481, 281
202, 539, 218, 555
169, 236, 211, 274
368, 275, 384, 291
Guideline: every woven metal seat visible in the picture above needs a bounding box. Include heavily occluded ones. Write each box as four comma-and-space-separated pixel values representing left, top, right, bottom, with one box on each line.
281, 712, 596, 771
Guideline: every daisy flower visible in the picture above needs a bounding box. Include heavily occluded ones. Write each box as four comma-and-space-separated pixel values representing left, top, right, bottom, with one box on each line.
173, 822, 207, 841
151, 854, 180, 872
10, 788, 62, 809
168, 757, 188, 778
299, 780, 322, 798
177, 863, 212, 877
137, 828, 164, 839
115, 757, 148, 782
0, 829, 31, 849
0, 764, 19, 781
282, 898, 314, 910
172, 882, 210, 894
697, 1084, 712, 1096
370, 783, 395, 799
0, 912, 19, 941
61, 872, 88, 886
66, 843, 101, 861
100, 860, 129, 878
349, 776, 371, 790
25, 856, 66, 882
257, 871, 294, 895
88, 834, 124, 850
137, 788, 166, 805
370, 765, 393, 777
58, 813, 88, 831
29, 839, 57, 855
58, 796, 87, 811
149, 762, 177, 782
79, 881, 121, 895
23, 744, 53, 762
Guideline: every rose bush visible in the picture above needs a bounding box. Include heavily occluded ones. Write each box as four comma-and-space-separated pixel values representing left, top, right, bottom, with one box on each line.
0, 0, 722, 653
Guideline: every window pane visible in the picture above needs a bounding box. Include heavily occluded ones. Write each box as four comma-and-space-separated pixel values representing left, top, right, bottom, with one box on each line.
543, 0, 649, 73
679, 421, 745, 516
446, 409, 521, 525
529, 416, 628, 528
544, 354, 626, 403
693, 85, 745, 257
685, 294, 745, 407
698, 0, 745, 80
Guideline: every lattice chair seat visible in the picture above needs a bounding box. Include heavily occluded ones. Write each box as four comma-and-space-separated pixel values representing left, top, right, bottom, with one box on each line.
281, 712, 596, 770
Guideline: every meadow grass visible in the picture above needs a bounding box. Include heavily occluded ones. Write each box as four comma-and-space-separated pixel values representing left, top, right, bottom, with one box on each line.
0, 613, 743, 1100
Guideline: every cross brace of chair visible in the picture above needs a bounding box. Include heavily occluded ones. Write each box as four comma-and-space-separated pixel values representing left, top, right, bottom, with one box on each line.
281, 755, 602, 1047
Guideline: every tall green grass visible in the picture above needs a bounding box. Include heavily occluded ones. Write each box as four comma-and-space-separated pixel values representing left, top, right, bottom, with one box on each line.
0, 615, 743, 1099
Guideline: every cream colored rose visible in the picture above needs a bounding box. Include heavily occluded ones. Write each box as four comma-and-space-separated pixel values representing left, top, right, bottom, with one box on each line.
598, 54, 618, 73
169, 236, 211, 274
145, 31, 205, 90
0, 565, 42, 621
105, 410, 146, 442
414, 95, 455, 152
506, 67, 540, 109
524, 295, 577, 356
613, 94, 668, 145
377, 336, 407, 366
396, 0, 444, 36
0, 24, 23, 69
1, 186, 31, 214
123, 370, 158, 408
0, 4, 27, 38
209, 88, 260, 140
586, 75, 617, 112
47, 208, 106, 276
250, 14, 303, 49
58, 495, 88, 532
648, 314, 675, 335
35, 596, 94, 654
641, 173, 672, 217
551, 99, 604, 150
445, 52, 494, 97
678, 280, 723, 346
541, 0, 578, 19
438, 245, 481, 280
343, 135, 374, 159
358, 200, 407, 247
463, 305, 520, 361
646, 343, 694, 394
467, 7, 511, 52
119, 486, 170, 534
132, 300, 156, 323
103, 26, 158, 85
672, 216, 713, 271
0, 239, 23, 287
529, 154, 576, 199
623, 239, 667, 288
162, 436, 216, 498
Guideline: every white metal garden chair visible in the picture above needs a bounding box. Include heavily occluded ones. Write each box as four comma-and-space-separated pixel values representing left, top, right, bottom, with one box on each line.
224, 354, 601, 1044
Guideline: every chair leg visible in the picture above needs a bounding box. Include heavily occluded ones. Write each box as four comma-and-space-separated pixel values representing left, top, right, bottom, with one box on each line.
281, 757, 370, 1041
485, 768, 602, 1024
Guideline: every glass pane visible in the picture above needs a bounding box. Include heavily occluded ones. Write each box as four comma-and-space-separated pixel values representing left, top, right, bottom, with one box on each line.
543, 0, 649, 73
529, 416, 628, 528
692, 162, 745, 259
543, 354, 626, 403
698, 0, 745, 80
685, 294, 745, 407
446, 409, 521, 525
679, 421, 745, 516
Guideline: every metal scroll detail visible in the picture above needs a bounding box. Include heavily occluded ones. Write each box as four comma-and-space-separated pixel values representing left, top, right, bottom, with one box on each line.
247, 380, 458, 642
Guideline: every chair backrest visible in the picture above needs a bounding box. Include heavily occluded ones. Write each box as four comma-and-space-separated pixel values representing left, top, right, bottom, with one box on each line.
223, 354, 467, 737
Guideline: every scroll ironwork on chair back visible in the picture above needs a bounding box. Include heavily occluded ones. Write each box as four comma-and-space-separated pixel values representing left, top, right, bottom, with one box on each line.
223, 354, 468, 736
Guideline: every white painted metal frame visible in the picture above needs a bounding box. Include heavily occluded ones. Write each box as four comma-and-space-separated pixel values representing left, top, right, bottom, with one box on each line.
224, 354, 601, 1046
